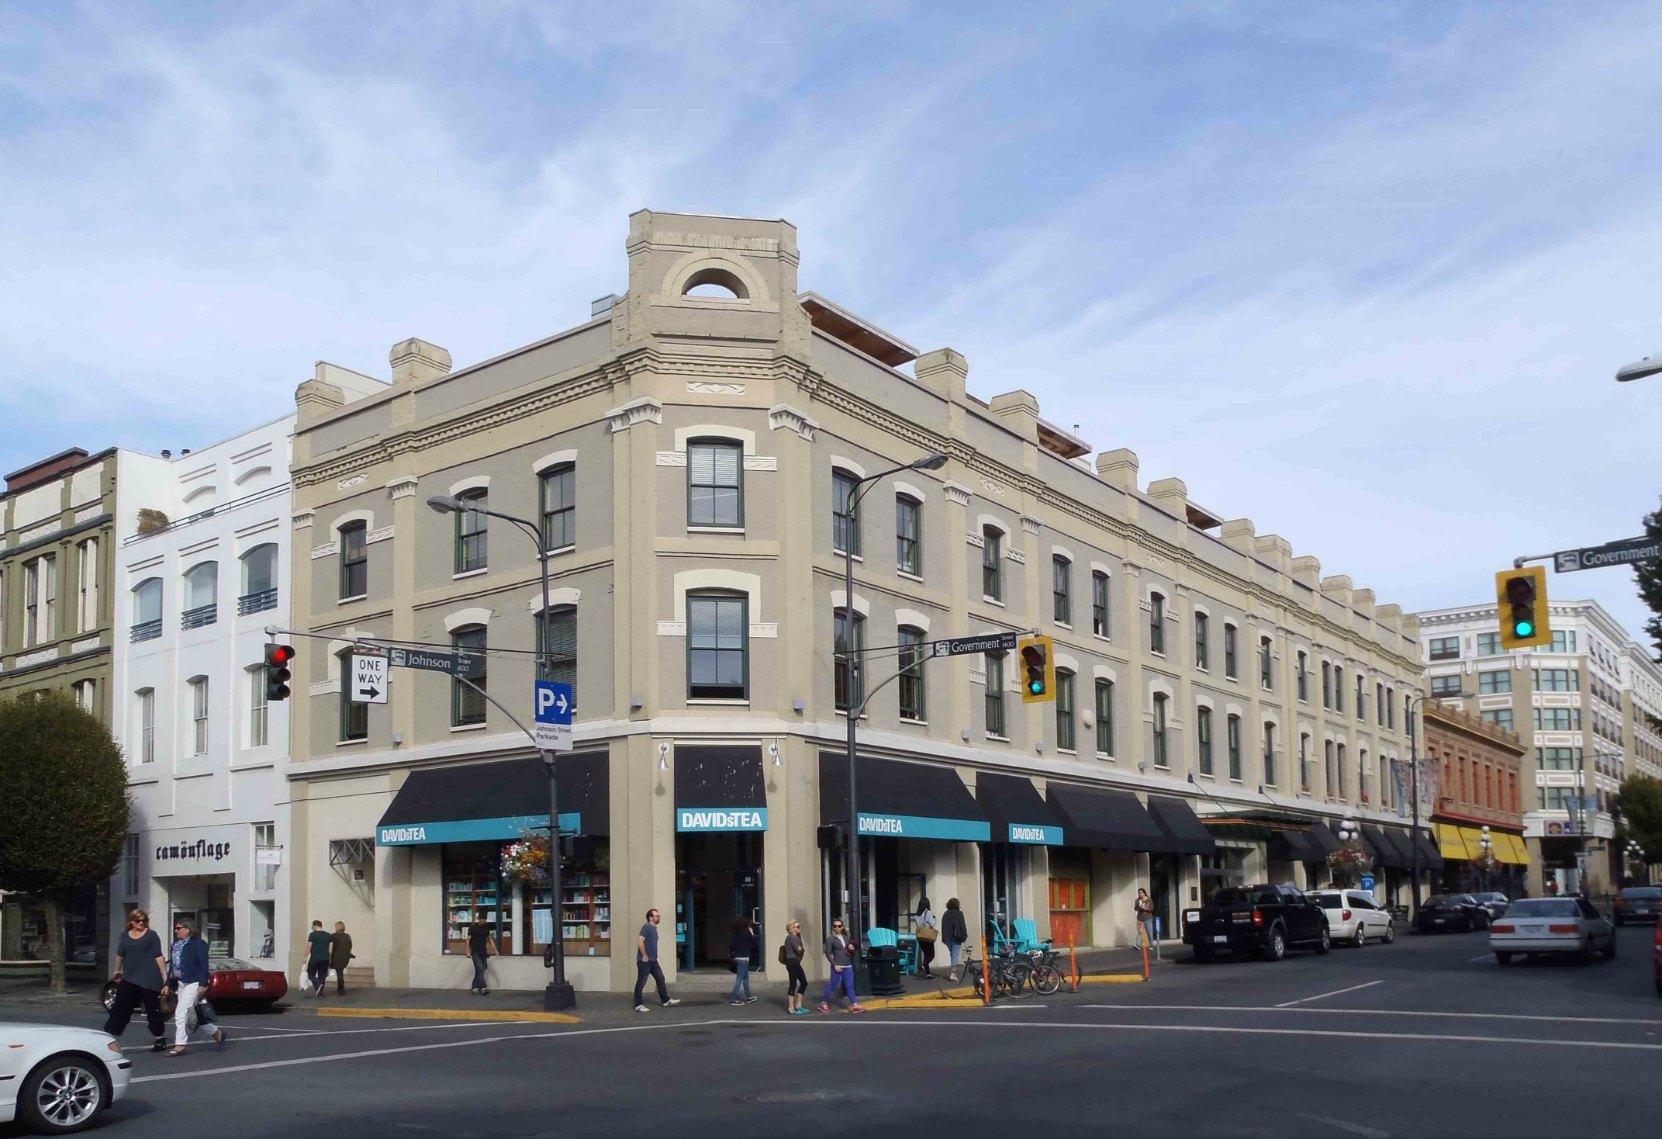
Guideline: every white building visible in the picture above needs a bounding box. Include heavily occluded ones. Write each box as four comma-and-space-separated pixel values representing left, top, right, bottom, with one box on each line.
109, 416, 296, 963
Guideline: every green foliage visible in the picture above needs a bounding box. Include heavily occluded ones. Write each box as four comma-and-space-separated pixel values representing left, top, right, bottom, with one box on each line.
0, 691, 131, 895
1616, 775, 1662, 857
1638, 498, 1662, 660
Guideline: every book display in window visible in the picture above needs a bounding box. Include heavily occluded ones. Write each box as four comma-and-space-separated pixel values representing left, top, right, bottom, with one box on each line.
444, 848, 513, 954
558, 871, 611, 956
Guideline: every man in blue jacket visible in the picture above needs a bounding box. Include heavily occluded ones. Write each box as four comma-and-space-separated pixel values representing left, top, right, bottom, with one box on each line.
163, 920, 224, 1056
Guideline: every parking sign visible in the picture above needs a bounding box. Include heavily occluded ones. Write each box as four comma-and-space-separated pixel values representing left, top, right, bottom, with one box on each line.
533, 680, 574, 752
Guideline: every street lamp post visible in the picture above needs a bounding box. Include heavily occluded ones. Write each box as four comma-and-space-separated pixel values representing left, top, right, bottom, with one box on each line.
1406, 690, 1470, 916
1478, 825, 1493, 893
838, 452, 948, 987
427, 494, 574, 1012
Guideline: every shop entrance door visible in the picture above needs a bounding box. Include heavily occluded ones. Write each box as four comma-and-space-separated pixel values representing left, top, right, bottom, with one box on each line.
675, 833, 763, 972
1149, 854, 1179, 941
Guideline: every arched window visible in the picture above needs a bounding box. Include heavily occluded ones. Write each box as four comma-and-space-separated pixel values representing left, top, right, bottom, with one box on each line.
687, 591, 748, 699
834, 606, 865, 712
1259, 636, 1274, 690
182, 563, 218, 629
1055, 669, 1076, 751
1149, 593, 1165, 655
682, 267, 749, 300
451, 625, 487, 726
240, 544, 278, 614
832, 469, 860, 556
1223, 623, 1238, 678
454, 490, 488, 573
897, 626, 927, 721
1193, 612, 1209, 670
131, 578, 163, 642
339, 522, 367, 600
1091, 571, 1110, 637
539, 464, 576, 552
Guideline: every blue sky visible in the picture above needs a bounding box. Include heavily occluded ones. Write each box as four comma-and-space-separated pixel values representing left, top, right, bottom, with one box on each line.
2, 1, 1658, 643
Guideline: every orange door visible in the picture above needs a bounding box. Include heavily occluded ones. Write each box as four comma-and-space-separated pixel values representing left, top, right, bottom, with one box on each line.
1049, 877, 1090, 945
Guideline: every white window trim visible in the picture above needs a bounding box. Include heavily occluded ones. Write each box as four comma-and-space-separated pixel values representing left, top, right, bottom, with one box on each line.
1054, 652, 1081, 674
447, 475, 491, 497
830, 456, 867, 480
1050, 544, 1076, 563
892, 480, 927, 503
829, 590, 871, 618
894, 608, 932, 633
335, 509, 376, 532
1145, 679, 1175, 711
674, 425, 757, 455
975, 514, 1010, 539
672, 568, 763, 624
1091, 664, 1119, 683
526, 587, 581, 613
532, 449, 579, 475
443, 606, 493, 633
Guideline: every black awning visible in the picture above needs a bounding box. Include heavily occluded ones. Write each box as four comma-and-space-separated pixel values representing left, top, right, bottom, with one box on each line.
376, 752, 608, 846
976, 772, 1064, 846
820, 752, 990, 842
1045, 784, 1166, 852
1267, 828, 1318, 862
1305, 822, 1343, 856
1145, 796, 1216, 856
674, 745, 766, 832
1406, 827, 1443, 870
1362, 824, 1410, 870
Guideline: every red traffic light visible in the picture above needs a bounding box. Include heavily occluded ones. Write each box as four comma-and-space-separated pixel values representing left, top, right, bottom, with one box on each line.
264, 644, 295, 667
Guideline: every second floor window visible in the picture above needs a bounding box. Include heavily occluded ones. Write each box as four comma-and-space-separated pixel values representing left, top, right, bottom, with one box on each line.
339, 651, 367, 742
982, 528, 1003, 600
1149, 593, 1165, 655
897, 626, 927, 721
539, 606, 577, 689
1095, 678, 1114, 756
1226, 713, 1241, 781
1223, 624, 1238, 679
1376, 682, 1385, 725
131, 577, 162, 642
1263, 722, 1276, 786
832, 470, 860, 555
340, 523, 367, 598
76, 537, 99, 632
136, 688, 155, 763
688, 593, 748, 700
1260, 637, 1273, 689
1299, 733, 1311, 792
451, 626, 487, 726
455, 491, 488, 573
1194, 612, 1209, 670
182, 562, 218, 629
985, 651, 1006, 737
689, 440, 743, 528
1052, 557, 1071, 625
540, 464, 576, 551
1055, 669, 1076, 751
1196, 705, 1213, 776
1297, 651, 1308, 701
1321, 661, 1332, 708
247, 667, 268, 748
896, 496, 922, 576
25, 555, 56, 646
189, 677, 210, 756
1091, 572, 1109, 637
1334, 667, 1344, 713
241, 543, 278, 613
833, 608, 865, 712
1152, 693, 1169, 767
1355, 674, 1365, 720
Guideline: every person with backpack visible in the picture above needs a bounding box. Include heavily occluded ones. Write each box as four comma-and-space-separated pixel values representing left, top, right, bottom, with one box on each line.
941, 897, 969, 967
780, 919, 810, 1016
728, 916, 760, 1006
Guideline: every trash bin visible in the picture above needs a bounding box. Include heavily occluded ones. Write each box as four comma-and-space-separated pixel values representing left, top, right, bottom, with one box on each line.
865, 945, 904, 997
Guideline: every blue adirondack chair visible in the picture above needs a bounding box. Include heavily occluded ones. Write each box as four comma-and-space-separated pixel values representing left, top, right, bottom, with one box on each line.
865, 927, 916, 975
1011, 918, 1052, 953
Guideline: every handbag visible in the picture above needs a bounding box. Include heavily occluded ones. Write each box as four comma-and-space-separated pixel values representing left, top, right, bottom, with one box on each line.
777, 944, 787, 965
917, 925, 938, 942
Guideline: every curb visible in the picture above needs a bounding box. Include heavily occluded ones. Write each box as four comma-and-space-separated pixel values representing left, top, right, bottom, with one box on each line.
862, 986, 979, 1009
1076, 974, 1147, 984
314, 1007, 580, 1024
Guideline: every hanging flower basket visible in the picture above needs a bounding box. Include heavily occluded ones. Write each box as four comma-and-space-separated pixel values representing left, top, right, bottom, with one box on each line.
1473, 850, 1501, 877
1326, 843, 1373, 885
501, 835, 552, 885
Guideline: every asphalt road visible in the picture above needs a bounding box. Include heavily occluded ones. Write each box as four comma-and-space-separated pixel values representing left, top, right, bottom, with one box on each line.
5, 925, 1658, 1139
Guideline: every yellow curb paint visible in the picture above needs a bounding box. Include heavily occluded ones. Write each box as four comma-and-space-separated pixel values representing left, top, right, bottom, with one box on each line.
860, 986, 979, 1009
315, 1007, 580, 1024
1076, 974, 1147, 984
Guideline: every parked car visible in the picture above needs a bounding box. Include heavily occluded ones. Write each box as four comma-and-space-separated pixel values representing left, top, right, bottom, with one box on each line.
1183, 884, 1330, 962
1415, 894, 1491, 934
0, 1021, 131, 1134
1307, 889, 1395, 948
1489, 896, 1617, 964
1612, 886, 1662, 926
1470, 892, 1510, 921
100, 957, 288, 1013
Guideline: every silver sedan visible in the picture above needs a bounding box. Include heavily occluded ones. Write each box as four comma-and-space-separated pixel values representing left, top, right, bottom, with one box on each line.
1490, 896, 1617, 964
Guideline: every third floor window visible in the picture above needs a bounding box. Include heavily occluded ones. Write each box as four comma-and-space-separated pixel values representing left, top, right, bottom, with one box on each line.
339, 523, 367, 599
1052, 557, 1071, 625
1428, 636, 1460, 661
539, 464, 576, 551
454, 490, 488, 573
1193, 612, 1209, 670
1149, 593, 1165, 655
689, 440, 743, 528
1091, 572, 1109, 637
832, 470, 860, 556
896, 496, 922, 576
982, 528, 1003, 600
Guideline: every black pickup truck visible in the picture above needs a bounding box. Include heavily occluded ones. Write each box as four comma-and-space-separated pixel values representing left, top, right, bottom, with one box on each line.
1183, 884, 1331, 962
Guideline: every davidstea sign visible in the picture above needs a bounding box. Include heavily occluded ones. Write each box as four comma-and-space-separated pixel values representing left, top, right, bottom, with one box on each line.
677, 807, 768, 832
856, 813, 990, 842
1007, 823, 1062, 845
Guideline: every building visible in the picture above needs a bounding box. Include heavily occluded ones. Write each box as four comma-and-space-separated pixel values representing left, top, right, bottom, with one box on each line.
1415, 598, 1662, 895
284, 210, 1426, 994
0, 445, 167, 971
106, 416, 298, 965
1422, 701, 1528, 896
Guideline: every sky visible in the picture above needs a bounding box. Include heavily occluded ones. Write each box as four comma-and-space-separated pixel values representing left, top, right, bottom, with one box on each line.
1, 0, 1658, 647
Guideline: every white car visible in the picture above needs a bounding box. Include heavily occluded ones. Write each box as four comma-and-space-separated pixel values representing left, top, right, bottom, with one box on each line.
1490, 896, 1617, 964
0, 1022, 130, 1134
1307, 889, 1396, 948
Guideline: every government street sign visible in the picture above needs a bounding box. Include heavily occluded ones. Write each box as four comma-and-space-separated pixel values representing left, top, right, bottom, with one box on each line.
932, 631, 1019, 658
1552, 535, 1662, 573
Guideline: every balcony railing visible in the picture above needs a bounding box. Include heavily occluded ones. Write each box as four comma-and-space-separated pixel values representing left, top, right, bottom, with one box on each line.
181, 604, 218, 631
238, 588, 278, 616
130, 619, 162, 643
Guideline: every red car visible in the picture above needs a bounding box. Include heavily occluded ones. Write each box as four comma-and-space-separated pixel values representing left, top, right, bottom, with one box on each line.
100, 957, 289, 1012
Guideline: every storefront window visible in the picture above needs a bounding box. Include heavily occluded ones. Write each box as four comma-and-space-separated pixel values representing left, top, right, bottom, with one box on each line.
442, 839, 610, 958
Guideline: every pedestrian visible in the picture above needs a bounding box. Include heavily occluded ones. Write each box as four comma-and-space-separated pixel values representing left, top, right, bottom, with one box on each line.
466, 919, 498, 995
633, 908, 681, 1012
912, 896, 938, 979
818, 916, 865, 1013
102, 909, 169, 1053
304, 920, 333, 997
728, 917, 760, 1006
1134, 888, 1155, 951
330, 922, 354, 995
163, 919, 222, 1056
780, 919, 810, 1016
941, 897, 969, 968
188, 987, 224, 1050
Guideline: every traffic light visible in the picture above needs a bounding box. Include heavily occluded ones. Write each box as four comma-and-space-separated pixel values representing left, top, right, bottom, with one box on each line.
263, 643, 294, 702
1494, 567, 1550, 649
1018, 634, 1056, 704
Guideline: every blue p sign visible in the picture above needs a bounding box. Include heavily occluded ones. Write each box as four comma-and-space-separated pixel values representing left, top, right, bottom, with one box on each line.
534, 681, 573, 724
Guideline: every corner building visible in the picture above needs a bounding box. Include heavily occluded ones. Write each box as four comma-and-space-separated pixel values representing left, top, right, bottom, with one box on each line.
286, 211, 1424, 993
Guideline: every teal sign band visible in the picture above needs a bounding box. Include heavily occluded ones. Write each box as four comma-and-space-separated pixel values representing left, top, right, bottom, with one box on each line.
376, 812, 581, 847
1007, 823, 1062, 845
857, 813, 990, 842
677, 807, 768, 832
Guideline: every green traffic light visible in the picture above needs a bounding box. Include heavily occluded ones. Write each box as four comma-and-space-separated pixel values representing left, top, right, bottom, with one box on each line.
1029, 681, 1043, 694
1514, 620, 1533, 637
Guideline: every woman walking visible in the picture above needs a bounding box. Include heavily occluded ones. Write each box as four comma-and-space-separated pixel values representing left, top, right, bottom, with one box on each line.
329, 921, 354, 994
728, 917, 760, 1006
1134, 887, 1155, 952
780, 920, 810, 1015
102, 909, 169, 1053
912, 897, 939, 979
941, 897, 969, 968
818, 917, 865, 1013
164, 919, 222, 1056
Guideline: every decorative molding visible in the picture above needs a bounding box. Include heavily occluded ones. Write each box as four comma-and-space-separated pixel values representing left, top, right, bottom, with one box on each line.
17, 647, 60, 669
73, 506, 102, 524
18, 519, 61, 543
311, 542, 339, 560
657, 620, 687, 637
366, 526, 395, 545
742, 456, 779, 472
942, 481, 971, 507
687, 381, 745, 395
768, 404, 817, 441
71, 636, 102, 654
307, 680, 337, 697
1020, 516, 1042, 535
750, 623, 779, 639
337, 473, 368, 491
966, 532, 985, 549
607, 396, 663, 433
656, 452, 688, 467
979, 478, 1006, 498
292, 511, 316, 529
1007, 549, 1026, 565
386, 477, 419, 500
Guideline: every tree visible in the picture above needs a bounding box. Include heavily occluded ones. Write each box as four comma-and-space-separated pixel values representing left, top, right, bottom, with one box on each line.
0, 692, 130, 993
1638, 497, 1662, 660
1615, 775, 1662, 872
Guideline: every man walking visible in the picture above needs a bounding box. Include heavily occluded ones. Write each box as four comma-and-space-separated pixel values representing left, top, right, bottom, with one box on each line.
633, 908, 681, 1012
305, 920, 333, 997
329, 921, 354, 995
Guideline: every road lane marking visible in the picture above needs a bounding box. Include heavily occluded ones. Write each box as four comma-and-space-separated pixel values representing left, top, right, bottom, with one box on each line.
1277, 980, 1385, 1007
119, 1020, 514, 1052
1079, 1004, 1662, 1026
1298, 1112, 1392, 1138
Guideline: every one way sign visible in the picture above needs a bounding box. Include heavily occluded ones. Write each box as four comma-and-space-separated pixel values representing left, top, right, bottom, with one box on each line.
349, 654, 389, 704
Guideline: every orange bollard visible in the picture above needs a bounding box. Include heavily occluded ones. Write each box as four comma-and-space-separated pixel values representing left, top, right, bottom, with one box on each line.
1069, 929, 1079, 992
1140, 930, 1151, 981
981, 935, 991, 1006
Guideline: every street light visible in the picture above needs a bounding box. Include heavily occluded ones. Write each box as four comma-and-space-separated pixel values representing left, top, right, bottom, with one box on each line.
1478, 825, 1493, 893
840, 451, 948, 986
1615, 353, 1662, 383
426, 494, 574, 1012
1406, 689, 1471, 916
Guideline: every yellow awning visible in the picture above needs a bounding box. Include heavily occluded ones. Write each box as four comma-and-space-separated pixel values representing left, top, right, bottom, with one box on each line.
1436, 823, 1474, 860
1494, 833, 1528, 865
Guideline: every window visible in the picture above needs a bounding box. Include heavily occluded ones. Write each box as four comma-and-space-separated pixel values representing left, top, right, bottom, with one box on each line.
240, 543, 279, 614
1538, 631, 1576, 653
1149, 593, 1165, 655
339, 649, 368, 742
1094, 679, 1114, 756
1533, 708, 1579, 732
1260, 637, 1274, 689
1223, 624, 1237, 679
538, 606, 577, 689
539, 464, 576, 551
1358, 749, 1368, 802
1387, 688, 1396, 729
1533, 668, 1579, 692
1091, 572, 1109, 637
454, 490, 488, 572
688, 440, 743, 528
1054, 670, 1076, 751
1052, 557, 1071, 625
1482, 708, 1514, 732
339, 523, 368, 599
1263, 722, 1276, 786
1196, 706, 1213, 776
123, 834, 140, 897
24, 555, 56, 646
189, 677, 209, 756
1478, 670, 1511, 694
1537, 746, 1580, 771
247, 667, 268, 747
1477, 632, 1501, 656
76, 537, 98, 632
1428, 636, 1461, 661
985, 651, 1006, 737
72, 678, 97, 715
1299, 733, 1311, 792
896, 496, 922, 576
834, 608, 865, 712
1321, 661, 1332, 708
1152, 693, 1169, 768
1226, 714, 1242, 781
450, 627, 487, 726
1324, 739, 1335, 795
982, 527, 1003, 600
1297, 652, 1308, 702
1335, 744, 1347, 796
136, 689, 155, 763
1333, 667, 1344, 713
1430, 674, 1463, 697
182, 561, 218, 629
687, 593, 748, 700
253, 823, 277, 892
832, 470, 860, 556
897, 626, 927, 721
1355, 675, 1365, 721
1376, 682, 1385, 726
1193, 612, 1209, 670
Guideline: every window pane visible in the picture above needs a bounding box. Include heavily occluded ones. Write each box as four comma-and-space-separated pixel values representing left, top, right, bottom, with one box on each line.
896, 497, 921, 575
688, 595, 748, 699
689, 443, 742, 527
898, 627, 926, 721
1095, 679, 1114, 754
540, 466, 576, 550
985, 652, 1005, 735
452, 627, 487, 725
1091, 573, 1109, 637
